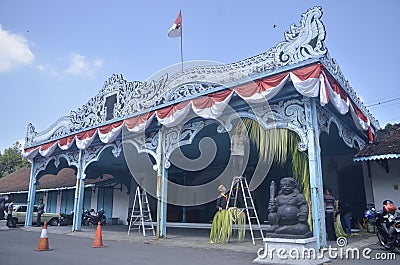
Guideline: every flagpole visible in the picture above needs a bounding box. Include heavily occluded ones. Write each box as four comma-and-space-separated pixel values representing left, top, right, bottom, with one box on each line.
180, 10, 184, 71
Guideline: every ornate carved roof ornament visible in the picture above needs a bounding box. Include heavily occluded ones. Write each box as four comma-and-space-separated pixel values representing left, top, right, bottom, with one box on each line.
24, 6, 376, 149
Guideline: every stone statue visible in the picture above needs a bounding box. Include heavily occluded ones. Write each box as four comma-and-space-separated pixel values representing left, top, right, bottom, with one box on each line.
266, 177, 312, 238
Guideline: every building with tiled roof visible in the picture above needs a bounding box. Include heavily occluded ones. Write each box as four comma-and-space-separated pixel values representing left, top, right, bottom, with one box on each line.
0, 168, 116, 214
354, 124, 400, 207
355, 124, 400, 161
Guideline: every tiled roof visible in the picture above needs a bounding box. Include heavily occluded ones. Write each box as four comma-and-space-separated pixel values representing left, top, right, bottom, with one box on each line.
0, 168, 114, 193
354, 125, 400, 161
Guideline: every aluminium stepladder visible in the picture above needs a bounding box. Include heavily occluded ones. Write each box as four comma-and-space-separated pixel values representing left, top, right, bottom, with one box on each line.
128, 186, 155, 236
226, 176, 264, 245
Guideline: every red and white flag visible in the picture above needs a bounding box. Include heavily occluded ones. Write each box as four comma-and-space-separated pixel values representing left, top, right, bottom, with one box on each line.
168, 11, 182, 38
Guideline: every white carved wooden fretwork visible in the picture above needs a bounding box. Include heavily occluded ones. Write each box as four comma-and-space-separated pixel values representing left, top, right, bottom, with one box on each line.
222, 99, 308, 151
163, 99, 309, 158
164, 121, 217, 169
32, 137, 161, 180
25, 6, 332, 149
317, 105, 365, 150
123, 131, 158, 157
33, 157, 50, 182
33, 150, 80, 180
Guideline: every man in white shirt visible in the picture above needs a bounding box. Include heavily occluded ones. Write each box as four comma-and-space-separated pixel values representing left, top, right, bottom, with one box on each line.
230, 127, 248, 178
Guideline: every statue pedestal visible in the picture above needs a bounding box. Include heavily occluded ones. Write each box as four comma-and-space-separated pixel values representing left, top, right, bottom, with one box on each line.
0, 220, 9, 230
253, 237, 330, 265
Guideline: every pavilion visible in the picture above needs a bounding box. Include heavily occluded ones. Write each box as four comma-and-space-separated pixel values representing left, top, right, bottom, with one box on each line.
23, 6, 378, 248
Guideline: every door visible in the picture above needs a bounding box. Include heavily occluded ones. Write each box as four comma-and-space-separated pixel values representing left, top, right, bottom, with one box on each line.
97, 187, 113, 222
46, 191, 58, 213
83, 188, 91, 211
60, 190, 74, 214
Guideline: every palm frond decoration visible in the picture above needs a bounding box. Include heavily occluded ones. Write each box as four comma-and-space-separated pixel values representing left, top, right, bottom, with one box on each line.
210, 208, 246, 244
289, 131, 312, 228
241, 118, 312, 229
229, 207, 246, 241
334, 214, 348, 238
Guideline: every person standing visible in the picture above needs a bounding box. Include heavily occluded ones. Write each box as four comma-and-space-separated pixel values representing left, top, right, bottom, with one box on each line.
5, 199, 15, 228
36, 199, 45, 226
230, 127, 247, 178
210, 185, 229, 243
324, 188, 337, 241
340, 201, 352, 236
0, 198, 5, 220
216, 185, 228, 211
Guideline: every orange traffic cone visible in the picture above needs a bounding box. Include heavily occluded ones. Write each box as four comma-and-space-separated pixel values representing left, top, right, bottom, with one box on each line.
92, 222, 104, 248
35, 222, 52, 251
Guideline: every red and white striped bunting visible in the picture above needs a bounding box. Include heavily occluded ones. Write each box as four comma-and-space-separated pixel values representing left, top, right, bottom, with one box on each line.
24, 64, 374, 159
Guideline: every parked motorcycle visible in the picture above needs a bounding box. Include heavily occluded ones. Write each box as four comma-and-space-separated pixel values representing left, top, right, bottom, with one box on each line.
60, 211, 74, 226
82, 209, 106, 226
364, 200, 400, 251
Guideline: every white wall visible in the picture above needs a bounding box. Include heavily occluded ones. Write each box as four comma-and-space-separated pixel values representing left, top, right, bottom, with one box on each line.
91, 189, 98, 211
370, 159, 400, 208
112, 185, 129, 225
42, 193, 48, 207
56, 191, 62, 213
362, 162, 374, 205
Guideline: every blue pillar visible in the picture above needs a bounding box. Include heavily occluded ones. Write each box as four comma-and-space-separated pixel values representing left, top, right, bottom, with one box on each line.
72, 149, 85, 232
181, 173, 187, 223
304, 97, 327, 249
156, 128, 168, 238
25, 160, 37, 226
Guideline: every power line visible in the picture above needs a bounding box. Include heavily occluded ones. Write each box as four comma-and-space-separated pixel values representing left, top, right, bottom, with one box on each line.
379, 117, 400, 126
366, 97, 400, 107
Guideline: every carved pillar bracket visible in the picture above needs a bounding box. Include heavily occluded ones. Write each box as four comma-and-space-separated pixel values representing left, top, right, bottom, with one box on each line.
81, 145, 107, 178
246, 99, 308, 151
272, 99, 308, 151
32, 157, 48, 183
317, 105, 366, 150
124, 132, 159, 164
164, 121, 211, 169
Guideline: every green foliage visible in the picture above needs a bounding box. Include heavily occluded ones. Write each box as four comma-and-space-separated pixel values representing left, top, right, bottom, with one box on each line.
228, 207, 246, 241
210, 208, 246, 244
241, 118, 312, 229
335, 214, 347, 238
0, 142, 31, 178
289, 131, 312, 229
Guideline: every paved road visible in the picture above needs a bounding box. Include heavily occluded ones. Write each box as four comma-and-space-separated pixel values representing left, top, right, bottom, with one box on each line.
326, 240, 399, 265
0, 228, 255, 265
1, 226, 399, 265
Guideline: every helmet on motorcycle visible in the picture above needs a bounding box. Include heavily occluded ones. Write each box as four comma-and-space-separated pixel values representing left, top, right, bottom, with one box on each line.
364, 209, 376, 219
383, 200, 394, 205
383, 200, 397, 213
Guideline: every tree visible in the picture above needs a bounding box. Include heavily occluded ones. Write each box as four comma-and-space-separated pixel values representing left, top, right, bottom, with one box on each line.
0, 142, 31, 178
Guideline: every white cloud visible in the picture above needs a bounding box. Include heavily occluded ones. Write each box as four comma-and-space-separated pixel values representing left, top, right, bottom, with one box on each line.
0, 25, 34, 72
93, 59, 103, 68
37, 64, 59, 75
64, 53, 103, 77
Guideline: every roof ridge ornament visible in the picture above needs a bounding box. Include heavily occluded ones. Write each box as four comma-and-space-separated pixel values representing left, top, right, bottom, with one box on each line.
25, 6, 345, 150
165, 6, 327, 87
274, 6, 327, 66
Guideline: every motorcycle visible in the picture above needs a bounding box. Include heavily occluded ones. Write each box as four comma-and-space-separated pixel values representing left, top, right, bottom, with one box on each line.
60, 211, 74, 226
364, 200, 400, 251
82, 209, 107, 226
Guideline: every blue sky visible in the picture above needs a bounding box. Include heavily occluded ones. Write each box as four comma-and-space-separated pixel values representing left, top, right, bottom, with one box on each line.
0, 0, 399, 152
